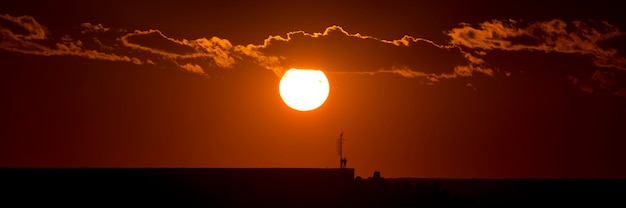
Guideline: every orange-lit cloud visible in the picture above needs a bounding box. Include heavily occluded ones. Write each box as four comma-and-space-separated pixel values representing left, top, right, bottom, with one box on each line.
80, 23, 113, 34
447, 19, 626, 95
180, 63, 205, 75
447, 19, 626, 71
1, 14, 625, 95
1, 14, 493, 81
236, 26, 494, 83
119, 30, 236, 68
0, 14, 47, 40
0, 14, 142, 64
237, 25, 491, 80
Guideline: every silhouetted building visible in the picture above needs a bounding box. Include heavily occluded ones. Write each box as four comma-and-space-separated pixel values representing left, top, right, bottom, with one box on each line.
0, 168, 355, 207
373, 171, 381, 180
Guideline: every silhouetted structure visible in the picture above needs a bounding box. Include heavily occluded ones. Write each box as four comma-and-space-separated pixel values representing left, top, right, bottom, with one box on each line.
337, 132, 347, 168
0, 168, 355, 207
373, 171, 381, 179
2, 168, 625, 207
351, 172, 626, 207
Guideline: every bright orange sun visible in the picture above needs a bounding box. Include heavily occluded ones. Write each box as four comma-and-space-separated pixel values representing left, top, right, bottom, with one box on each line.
279, 68, 330, 111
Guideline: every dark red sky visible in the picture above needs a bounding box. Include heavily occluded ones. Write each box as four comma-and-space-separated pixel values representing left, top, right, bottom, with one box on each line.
1, 0, 625, 178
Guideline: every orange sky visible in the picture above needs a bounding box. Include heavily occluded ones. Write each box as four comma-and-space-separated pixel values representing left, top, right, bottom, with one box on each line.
1, 0, 626, 178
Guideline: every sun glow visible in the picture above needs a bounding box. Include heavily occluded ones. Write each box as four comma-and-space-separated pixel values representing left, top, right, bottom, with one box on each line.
279, 68, 330, 111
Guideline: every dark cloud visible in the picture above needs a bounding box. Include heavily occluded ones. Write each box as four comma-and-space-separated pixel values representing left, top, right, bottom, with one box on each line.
447, 19, 626, 96
239, 26, 494, 82
447, 19, 626, 70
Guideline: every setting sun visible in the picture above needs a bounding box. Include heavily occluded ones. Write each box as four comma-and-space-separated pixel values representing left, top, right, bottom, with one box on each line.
279, 68, 330, 111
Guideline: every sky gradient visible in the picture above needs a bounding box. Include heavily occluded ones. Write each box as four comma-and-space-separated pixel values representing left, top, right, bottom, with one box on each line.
1, 0, 625, 178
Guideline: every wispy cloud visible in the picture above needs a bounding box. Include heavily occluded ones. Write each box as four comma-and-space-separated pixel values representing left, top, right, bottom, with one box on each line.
0, 14, 142, 64
331, 65, 492, 83
80, 23, 113, 34
180, 63, 205, 75
0, 14, 47, 40
447, 19, 626, 71
120, 30, 236, 68
447, 19, 626, 96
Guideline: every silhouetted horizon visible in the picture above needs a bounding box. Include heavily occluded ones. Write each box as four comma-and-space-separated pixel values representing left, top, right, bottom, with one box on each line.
2, 168, 625, 207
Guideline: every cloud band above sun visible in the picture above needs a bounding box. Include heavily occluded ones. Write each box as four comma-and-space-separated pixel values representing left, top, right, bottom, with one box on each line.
1, 14, 625, 95
447, 19, 626, 71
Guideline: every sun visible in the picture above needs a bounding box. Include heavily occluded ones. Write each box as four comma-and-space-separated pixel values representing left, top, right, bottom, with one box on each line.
279, 68, 330, 111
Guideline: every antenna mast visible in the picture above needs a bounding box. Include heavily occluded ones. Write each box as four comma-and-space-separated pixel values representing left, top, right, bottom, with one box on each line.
337, 132, 345, 168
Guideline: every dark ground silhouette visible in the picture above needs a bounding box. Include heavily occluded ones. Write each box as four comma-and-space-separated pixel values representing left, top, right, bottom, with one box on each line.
1, 168, 624, 207
354, 172, 626, 207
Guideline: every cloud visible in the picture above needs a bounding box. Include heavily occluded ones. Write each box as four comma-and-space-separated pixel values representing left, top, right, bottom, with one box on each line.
0, 14, 142, 64
1, 14, 230, 74
446, 19, 626, 71
333, 64, 491, 84
466, 83, 477, 91
446, 19, 626, 96
1, 14, 625, 95
80, 23, 112, 34
119, 29, 237, 72
233, 44, 283, 76
2, 13, 493, 82
0, 14, 47, 40
180, 63, 205, 75
242, 25, 492, 81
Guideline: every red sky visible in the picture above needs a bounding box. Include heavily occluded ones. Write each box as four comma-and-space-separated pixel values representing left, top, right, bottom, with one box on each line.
1, 0, 626, 178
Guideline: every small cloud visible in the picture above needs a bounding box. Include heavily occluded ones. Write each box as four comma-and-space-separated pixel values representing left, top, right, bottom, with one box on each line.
613, 89, 626, 97
0, 14, 47, 40
80, 23, 111, 34
567, 75, 579, 85
466, 83, 477, 91
190, 37, 235, 68
234, 44, 284, 76
567, 70, 626, 96
180, 63, 205, 75
378, 66, 430, 78
120, 29, 197, 57
589, 70, 619, 91
579, 85, 595, 94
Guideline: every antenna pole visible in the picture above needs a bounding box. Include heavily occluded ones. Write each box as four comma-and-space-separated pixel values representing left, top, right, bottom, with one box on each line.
338, 132, 344, 168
